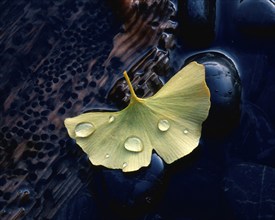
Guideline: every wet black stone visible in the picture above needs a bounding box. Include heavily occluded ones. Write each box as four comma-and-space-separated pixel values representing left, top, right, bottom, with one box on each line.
235, 0, 275, 38
185, 52, 242, 138
92, 154, 165, 218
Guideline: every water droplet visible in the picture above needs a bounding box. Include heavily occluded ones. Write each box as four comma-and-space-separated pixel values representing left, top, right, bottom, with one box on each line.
105, 154, 110, 158
122, 162, 127, 168
183, 129, 189, 134
108, 115, 115, 123
124, 136, 143, 152
158, 119, 170, 131
75, 122, 95, 137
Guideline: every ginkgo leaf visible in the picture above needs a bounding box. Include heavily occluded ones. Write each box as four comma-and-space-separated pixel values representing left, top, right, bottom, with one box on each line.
64, 61, 211, 172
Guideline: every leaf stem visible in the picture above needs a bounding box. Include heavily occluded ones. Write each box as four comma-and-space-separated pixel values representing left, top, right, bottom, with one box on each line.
123, 71, 140, 102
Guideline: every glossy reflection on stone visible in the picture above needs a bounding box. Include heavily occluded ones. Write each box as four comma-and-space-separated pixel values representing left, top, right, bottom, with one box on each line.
185, 52, 242, 138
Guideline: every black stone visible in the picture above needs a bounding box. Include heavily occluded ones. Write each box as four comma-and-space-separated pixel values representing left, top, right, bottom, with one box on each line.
185, 52, 242, 138
91, 154, 165, 219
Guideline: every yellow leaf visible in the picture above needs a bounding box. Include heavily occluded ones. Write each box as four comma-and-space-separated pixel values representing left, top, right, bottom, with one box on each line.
64, 61, 211, 172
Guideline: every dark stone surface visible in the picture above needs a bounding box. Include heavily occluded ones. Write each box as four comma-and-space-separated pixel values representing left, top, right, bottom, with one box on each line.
177, 0, 216, 48
91, 154, 165, 219
185, 52, 242, 138
235, 0, 275, 38
224, 163, 275, 220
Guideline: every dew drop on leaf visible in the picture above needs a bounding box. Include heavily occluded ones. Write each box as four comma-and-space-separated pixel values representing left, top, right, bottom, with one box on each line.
183, 129, 189, 134
122, 162, 127, 168
158, 119, 170, 131
108, 115, 115, 123
124, 136, 144, 152
105, 153, 110, 158
75, 122, 95, 137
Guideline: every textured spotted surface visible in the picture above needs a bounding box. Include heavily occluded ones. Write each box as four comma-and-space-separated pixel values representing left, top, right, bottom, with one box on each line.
0, 0, 176, 219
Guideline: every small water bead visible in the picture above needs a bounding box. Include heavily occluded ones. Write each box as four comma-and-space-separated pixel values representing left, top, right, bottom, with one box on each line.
108, 115, 115, 123
183, 129, 189, 134
75, 122, 95, 137
124, 136, 143, 152
122, 162, 127, 168
105, 154, 110, 158
158, 119, 170, 131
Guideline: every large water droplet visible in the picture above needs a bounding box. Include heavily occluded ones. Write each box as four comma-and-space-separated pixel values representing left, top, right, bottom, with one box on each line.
122, 162, 127, 168
124, 136, 143, 152
109, 115, 115, 123
183, 129, 189, 134
75, 122, 95, 137
158, 119, 170, 131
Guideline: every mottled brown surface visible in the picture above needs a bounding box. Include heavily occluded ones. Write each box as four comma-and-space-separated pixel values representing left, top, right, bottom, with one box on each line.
0, 0, 176, 219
